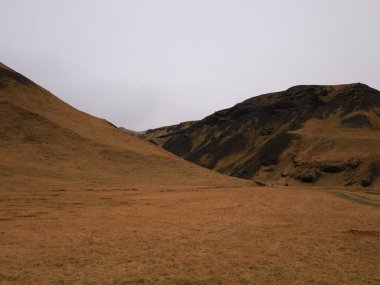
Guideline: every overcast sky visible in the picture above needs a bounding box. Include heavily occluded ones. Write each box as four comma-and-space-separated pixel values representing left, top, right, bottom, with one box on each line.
1, 0, 379, 130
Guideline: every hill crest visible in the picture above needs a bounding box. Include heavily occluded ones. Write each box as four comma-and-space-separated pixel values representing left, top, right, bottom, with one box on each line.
0, 62, 240, 190
144, 83, 380, 188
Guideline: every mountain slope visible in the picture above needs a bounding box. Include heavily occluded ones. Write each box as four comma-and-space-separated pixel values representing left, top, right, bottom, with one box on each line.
0, 63, 240, 190
144, 84, 380, 188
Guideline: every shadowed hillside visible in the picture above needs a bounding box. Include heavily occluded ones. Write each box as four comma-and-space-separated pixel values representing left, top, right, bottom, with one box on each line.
144, 84, 380, 188
0, 63, 240, 190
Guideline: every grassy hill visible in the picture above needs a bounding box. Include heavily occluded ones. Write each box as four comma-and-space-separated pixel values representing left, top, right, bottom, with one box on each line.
144, 84, 380, 189
0, 63, 241, 191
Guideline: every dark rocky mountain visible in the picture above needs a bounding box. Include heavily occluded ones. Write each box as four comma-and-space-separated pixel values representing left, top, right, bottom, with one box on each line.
144, 84, 380, 188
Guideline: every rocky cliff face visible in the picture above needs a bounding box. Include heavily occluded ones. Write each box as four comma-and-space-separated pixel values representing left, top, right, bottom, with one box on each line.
144, 84, 380, 188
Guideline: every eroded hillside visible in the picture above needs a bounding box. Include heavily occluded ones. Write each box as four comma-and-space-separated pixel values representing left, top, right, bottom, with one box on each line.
144, 84, 380, 188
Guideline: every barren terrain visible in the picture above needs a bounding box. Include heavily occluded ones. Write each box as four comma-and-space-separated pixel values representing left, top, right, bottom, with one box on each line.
1, 64, 380, 284
1, 186, 380, 284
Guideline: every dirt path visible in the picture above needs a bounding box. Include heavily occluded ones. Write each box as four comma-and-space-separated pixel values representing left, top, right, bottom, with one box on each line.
324, 190, 380, 208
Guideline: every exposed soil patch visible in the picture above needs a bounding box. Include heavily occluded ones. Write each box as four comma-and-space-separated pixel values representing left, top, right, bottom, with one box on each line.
0, 65, 32, 87
341, 114, 373, 129
344, 229, 380, 238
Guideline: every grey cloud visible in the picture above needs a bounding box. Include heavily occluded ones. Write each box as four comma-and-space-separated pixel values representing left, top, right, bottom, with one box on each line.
1, 0, 379, 130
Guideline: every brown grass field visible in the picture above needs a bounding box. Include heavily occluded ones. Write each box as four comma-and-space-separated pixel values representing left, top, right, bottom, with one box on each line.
1, 185, 380, 285
1, 64, 380, 284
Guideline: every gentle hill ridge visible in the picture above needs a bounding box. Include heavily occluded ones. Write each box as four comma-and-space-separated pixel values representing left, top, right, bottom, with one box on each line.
0, 62, 240, 190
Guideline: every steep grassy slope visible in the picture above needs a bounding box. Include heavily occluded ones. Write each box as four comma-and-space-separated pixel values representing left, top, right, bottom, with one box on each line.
0, 63, 240, 190
144, 84, 380, 188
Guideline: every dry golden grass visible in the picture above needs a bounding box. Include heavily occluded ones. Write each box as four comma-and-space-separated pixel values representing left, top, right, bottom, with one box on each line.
1, 186, 380, 284
1, 64, 380, 284
255, 113, 380, 188
0, 63, 241, 191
